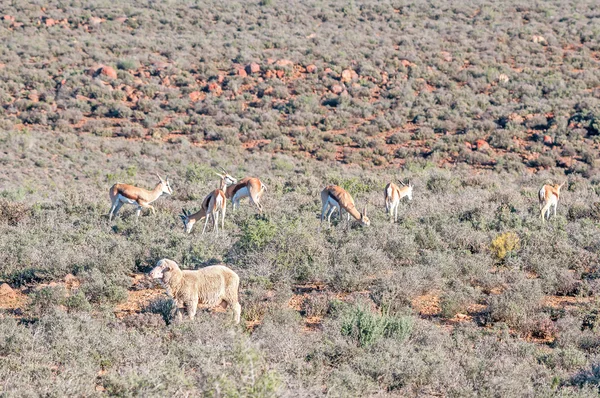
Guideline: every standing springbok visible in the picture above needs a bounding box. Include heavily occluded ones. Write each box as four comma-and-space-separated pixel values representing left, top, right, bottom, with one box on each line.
320, 185, 370, 228
539, 181, 566, 222
215, 167, 267, 212
180, 187, 227, 234
384, 179, 413, 222
108, 173, 173, 221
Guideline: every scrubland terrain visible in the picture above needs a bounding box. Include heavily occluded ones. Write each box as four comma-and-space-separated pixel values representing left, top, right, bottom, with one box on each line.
1, 0, 600, 396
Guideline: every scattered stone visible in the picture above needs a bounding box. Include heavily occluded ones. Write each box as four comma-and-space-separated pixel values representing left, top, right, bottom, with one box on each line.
188, 91, 204, 102
3, 15, 15, 22
275, 59, 293, 67
543, 135, 553, 145
115, 17, 128, 23
264, 70, 275, 79
246, 62, 260, 74
89, 17, 103, 25
235, 68, 247, 77
100, 65, 117, 79
532, 35, 547, 44
216, 74, 225, 83
341, 69, 353, 82
306, 64, 317, 73
44, 18, 56, 27
475, 139, 490, 151
265, 58, 275, 65
324, 67, 333, 74
276, 70, 285, 78
465, 142, 473, 149
440, 51, 453, 62
207, 82, 222, 94
0, 283, 15, 298
28, 91, 39, 102
331, 84, 344, 95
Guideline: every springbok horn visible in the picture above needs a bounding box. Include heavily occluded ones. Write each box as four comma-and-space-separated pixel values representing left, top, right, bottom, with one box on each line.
363, 206, 367, 216
399, 179, 406, 186
214, 170, 225, 178
219, 166, 229, 174
156, 173, 164, 182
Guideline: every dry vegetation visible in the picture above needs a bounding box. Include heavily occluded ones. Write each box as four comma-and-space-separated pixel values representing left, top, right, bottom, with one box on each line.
1, 0, 600, 396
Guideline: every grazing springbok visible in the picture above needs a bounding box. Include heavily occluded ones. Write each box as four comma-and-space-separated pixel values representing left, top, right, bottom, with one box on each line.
320, 185, 370, 228
215, 167, 267, 212
180, 188, 227, 234
384, 180, 413, 222
539, 181, 566, 222
108, 173, 172, 221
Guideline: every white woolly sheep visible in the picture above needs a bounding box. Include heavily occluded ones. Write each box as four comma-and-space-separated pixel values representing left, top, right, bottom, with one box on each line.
149, 259, 241, 324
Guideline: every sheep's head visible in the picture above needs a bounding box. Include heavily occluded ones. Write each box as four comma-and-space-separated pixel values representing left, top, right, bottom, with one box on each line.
149, 259, 179, 280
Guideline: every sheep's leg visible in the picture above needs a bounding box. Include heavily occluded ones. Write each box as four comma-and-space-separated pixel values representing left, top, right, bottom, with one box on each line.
232, 302, 241, 324
187, 299, 198, 320
175, 307, 183, 323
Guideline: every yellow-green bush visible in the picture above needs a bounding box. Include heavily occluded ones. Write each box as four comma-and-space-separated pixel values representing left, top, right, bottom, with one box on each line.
490, 232, 520, 261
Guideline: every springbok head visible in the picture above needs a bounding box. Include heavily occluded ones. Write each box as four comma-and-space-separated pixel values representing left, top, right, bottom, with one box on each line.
214, 167, 238, 186
360, 206, 371, 226
179, 208, 196, 234
399, 179, 414, 200
156, 173, 173, 195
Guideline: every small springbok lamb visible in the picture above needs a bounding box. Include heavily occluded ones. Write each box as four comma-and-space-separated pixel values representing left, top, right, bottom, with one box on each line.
149, 259, 241, 324
320, 185, 370, 228
108, 173, 172, 221
539, 181, 566, 222
384, 179, 413, 222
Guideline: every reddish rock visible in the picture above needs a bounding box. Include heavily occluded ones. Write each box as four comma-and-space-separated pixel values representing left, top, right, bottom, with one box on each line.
306, 64, 317, 73
401, 59, 413, 67
265, 58, 275, 65
0, 283, 15, 298
235, 68, 247, 77
440, 51, 453, 62
341, 69, 356, 82
207, 82, 222, 94
465, 142, 472, 149
115, 17, 128, 23
475, 139, 490, 151
216, 74, 225, 83
557, 157, 574, 168
324, 67, 333, 74
246, 62, 260, 74
188, 91, 203, 102
276, 70, 285, 78
44, 18, 56, 27
100, 65, 117, 79
543, 135, 553, 145
331, 84, 344, 95
264, 70, 275, 79
89, 17, 103, 25
28, 91, 39, 102
276, 59, 293, 67
3, 15, 15, 22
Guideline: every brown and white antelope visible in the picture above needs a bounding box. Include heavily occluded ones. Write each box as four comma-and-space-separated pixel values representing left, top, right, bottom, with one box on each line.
384, 179, 413, 222
539, 181, 566, 222
180, 187, 227, 234
215, 167, 267, 212
108, 173, 173, 221
320, 185, 370, 228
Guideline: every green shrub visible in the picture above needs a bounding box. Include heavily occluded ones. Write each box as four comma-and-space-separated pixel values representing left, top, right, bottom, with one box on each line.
340, 303, 413, 347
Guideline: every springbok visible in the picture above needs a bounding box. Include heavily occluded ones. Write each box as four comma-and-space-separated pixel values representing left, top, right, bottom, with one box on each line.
215, 167, 267, 212
108, 173, 172, 221
320, 185, 370, 228
384, 179, 413, 222
180, 188, 227, 234
539, 181, 566, 222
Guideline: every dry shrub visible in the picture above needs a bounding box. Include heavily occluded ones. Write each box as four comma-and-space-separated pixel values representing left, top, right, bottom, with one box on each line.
490, 232, 520, 261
